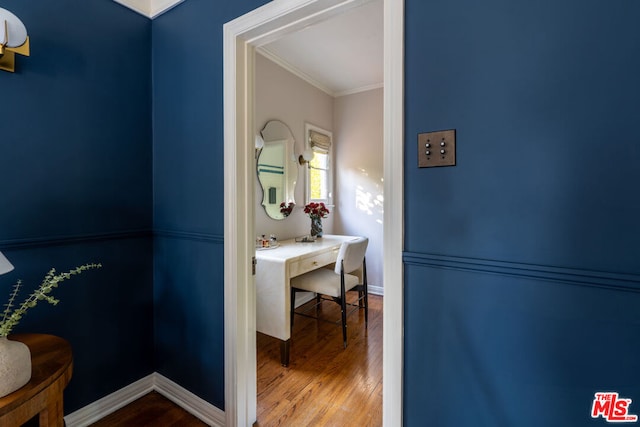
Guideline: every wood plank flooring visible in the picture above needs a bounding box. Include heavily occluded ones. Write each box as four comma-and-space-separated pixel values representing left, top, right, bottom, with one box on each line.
256, 294, 383, 426
85, 295, 383, 426
88, 391, 207, 426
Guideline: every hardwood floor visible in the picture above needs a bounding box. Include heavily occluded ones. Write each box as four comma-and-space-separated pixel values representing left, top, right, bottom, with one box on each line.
85, 295, 383, 426
88, 391, 207, 427
256, 294, 383, 426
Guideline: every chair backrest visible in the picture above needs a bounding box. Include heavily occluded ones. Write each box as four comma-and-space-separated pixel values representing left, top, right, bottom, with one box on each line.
334, 237, 368, 275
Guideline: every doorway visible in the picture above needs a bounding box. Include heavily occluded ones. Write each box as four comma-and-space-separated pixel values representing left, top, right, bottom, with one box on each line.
223, 0, 404, 425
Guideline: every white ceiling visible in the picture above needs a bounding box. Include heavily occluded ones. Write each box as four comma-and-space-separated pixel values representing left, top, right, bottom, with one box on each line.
257, 0, 383, 98
114, 0, 383, 97
113, 0, 184, 19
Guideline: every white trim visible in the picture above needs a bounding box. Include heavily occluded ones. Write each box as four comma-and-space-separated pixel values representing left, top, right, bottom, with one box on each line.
224, 1, 404, 426
257, 47, 336, 97
334, 82, 384, 98
154, 373, 226, 426
382, 0, 404, 425
112, 0, 185, 19
369, 284, 384, 296
64, 373, 224, 427
224, 14, 256, 427
64, 375, 154, 427
113, 0, 150, 17
257, 46, 384, 98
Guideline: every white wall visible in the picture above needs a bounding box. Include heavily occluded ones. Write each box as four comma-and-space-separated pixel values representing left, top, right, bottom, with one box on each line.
333, 88, 384, 292
255, 53, 334, 240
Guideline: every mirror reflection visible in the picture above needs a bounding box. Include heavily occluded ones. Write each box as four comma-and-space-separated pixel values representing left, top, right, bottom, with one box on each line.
257, 120, 298, 220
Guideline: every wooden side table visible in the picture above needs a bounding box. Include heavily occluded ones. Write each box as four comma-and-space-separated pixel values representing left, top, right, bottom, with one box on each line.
0, 334, 73, 427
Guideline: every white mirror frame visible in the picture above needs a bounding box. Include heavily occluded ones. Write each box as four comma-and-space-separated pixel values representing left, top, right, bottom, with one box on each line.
223, 0, 404, 425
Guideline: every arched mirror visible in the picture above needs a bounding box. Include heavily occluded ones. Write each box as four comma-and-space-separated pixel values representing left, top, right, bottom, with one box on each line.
257, 120, 298, 220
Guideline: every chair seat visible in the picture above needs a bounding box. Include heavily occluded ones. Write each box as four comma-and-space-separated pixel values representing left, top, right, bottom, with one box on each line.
290, 236, 369, 353
291, 268, 360, 298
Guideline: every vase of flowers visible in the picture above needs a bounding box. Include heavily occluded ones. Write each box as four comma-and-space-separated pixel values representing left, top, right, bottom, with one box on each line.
0, 262, 101, 398
304, 202, 330, 237
279, 202, 295, 218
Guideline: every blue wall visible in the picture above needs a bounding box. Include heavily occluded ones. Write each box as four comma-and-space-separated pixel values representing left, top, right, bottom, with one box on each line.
4, 0, 640, 423
151, 0, 269, 409
404, 0, 640, 425
0, 0, 153, 412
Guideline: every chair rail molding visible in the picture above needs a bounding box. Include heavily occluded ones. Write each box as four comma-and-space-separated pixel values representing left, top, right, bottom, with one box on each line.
113, 0, 185, 19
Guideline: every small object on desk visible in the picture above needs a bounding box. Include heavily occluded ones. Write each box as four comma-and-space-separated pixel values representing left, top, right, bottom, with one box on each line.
295, 235, 317, 243
256, 234, 279, 250
257, 243, 279, 250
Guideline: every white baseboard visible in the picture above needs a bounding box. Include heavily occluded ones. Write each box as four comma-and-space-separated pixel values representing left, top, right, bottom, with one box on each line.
369, 285, 384, 296
64, 373, 225, 427
63, 290, 383, 427
154, 373, 225, 426
294, 291, 316, 308
64, 374, 155, 427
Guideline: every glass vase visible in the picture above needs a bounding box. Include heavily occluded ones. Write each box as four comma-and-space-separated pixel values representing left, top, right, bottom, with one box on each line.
310, 217, 323, 238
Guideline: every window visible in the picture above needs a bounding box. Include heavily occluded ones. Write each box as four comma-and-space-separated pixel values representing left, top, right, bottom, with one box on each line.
305, 124, 333, 205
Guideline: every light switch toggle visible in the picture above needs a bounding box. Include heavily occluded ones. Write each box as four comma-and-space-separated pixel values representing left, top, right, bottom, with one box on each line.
418, 129, 456, 168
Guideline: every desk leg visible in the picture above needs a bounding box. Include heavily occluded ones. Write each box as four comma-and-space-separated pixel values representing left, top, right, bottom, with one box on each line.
280, 339, 290, 367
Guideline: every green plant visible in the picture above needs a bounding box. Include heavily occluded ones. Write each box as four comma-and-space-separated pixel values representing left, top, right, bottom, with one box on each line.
0, 263, 102, 337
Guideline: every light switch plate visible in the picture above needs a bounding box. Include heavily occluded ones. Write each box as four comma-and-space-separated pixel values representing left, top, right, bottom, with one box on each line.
418, 129, 456, 168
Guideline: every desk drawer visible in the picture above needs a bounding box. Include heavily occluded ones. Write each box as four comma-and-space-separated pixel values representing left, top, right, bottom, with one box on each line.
289, 249, 339, 278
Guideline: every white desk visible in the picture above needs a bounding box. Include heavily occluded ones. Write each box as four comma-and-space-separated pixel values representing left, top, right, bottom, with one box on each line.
255, 234, 356, 365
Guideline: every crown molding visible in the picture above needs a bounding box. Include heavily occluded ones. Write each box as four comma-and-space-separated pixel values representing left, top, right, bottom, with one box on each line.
113, 0, 185, 19
256, 40, 383, 99
256, 46, 335, 97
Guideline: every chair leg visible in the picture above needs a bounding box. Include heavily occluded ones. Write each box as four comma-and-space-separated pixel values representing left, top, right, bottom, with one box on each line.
341, 297, 347, 349
290, 287, 296, 331
363, 258, 369, 326
340, 278, 348, 349
364, 286, 369, 326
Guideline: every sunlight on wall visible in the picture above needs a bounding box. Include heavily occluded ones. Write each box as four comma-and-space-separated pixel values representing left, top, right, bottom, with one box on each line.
339, 167, 384, 290
334, 88, 384, 291
353, 168, 384, 224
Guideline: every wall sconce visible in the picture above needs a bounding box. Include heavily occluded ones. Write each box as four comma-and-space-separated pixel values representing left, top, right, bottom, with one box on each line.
0, 251, 15, 275
255, 134, 264, 158
0, 8, 30, 73
298, 149, 313, 166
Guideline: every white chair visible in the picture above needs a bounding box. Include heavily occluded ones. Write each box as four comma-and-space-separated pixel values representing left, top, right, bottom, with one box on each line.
290, 237, 369, 348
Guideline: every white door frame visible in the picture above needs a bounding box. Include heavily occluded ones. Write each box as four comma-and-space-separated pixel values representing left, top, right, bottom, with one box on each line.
223, 0, 404, 425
